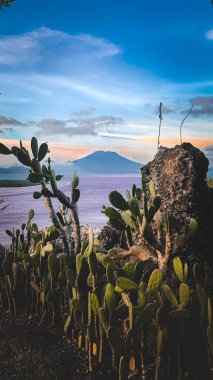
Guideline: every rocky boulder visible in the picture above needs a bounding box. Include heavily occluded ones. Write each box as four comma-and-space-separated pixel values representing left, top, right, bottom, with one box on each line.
142, 143, 210, 260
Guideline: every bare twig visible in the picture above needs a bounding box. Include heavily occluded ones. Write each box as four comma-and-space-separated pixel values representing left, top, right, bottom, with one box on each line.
180, 104, 194, 145
157, 102, 163, 150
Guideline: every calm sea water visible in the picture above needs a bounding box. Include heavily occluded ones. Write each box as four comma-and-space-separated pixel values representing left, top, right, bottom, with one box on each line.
0, 176, 140, 246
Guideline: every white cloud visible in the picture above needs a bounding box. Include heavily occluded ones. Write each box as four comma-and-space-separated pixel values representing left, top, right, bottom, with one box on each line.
205, 29, 213, 40
0, 27, 121, 68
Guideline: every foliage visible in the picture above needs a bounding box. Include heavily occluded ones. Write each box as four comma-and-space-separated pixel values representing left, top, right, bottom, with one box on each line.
0, 138, 81, 260
0, 218, 212, 379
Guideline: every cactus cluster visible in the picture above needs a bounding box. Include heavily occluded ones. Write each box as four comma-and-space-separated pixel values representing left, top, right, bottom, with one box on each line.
1, 217, 213, 379
0, 138, 81, 260
103, 175, 161, 240
0, 137, 211, 379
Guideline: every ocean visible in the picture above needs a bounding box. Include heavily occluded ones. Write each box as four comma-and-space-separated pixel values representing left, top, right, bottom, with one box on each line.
0, 176, 140, 246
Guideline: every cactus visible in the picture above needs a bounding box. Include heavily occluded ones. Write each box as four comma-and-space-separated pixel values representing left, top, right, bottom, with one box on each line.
163, 284, 178, 307
116, 277, 138, 291
105, 283, 116, 315
173, 257, 184, 282
187, 218, 198, 238
146, 269, 163, 294
179, 283, 190, 308
109, 191, 129, 211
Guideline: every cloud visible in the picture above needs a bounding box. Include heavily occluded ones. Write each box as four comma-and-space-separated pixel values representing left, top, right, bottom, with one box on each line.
154, 104, 173, 115
37, 115, 125, 137
0, 115, 25, 126
184, 96, 213, 116
0, 27, 121, 68
206, 29, 213, 40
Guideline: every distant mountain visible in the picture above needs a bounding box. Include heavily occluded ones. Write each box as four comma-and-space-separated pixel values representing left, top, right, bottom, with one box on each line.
1, 151, 213, 179
72, 151, 142, 174
0, 151, 142, 178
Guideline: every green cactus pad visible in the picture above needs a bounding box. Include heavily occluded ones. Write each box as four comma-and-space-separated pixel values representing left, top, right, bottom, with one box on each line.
123, 262, 136, 281
153, 196, 161, 211
95, 252, 107, 263
0, 142, 11, 155
72, 188, 80, 202
187, 218, 198, 238
72, 170, 79, 189
121, 211, 138, 230
105, 283, 116, 315
41, 243, 53, 257
116, 277, 138, 291
109, 190, 129, 210
91, 293, 100, 315
135, 302, 158, 331
83, 226, 94, 258
179, 283, 190, 308
88, 252, 97, 275
17, 149, 31, 166
106, 263, 115, 285
126, 189, 131, 201
163, 284, 178, 307
173, 257, 184, 282
48, 254, 56, 279
102, 256, 117, 270
146, 269, 163, 294
103, 207, 121, 219
76, 254, 83, 275
31, 137, 38, 159
107, 326, 126, 356
121, 292, 131, 307
148, 204, 156, 223
28, 209, 35, 221
38, 143, 48, 161
99, 308, 109, 333
183, 263, 188, 283
128, 198, 140, 217
41, 188, 56, 197
5, 229, 13, 237
157, 329, 163, 355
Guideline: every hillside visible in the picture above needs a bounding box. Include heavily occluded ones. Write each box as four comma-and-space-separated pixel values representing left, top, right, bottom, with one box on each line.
0, 150, 142, 178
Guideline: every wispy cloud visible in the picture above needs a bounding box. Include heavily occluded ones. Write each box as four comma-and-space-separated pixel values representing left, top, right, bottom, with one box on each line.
0, 27, 121, 68
182, 96, 213, 116
37, 114, 124, 137
0, 112, 125, 138
0, 115, 26, 126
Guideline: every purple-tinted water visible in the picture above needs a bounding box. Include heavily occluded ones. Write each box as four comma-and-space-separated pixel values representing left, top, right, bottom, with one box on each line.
0, 176, 140, 246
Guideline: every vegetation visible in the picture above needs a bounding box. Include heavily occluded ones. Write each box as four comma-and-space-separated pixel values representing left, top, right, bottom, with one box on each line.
0, 179, 39, 187
0, 138, 212, 380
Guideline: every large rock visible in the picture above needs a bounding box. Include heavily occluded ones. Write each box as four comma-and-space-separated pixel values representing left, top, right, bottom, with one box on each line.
142, 143, 210, 259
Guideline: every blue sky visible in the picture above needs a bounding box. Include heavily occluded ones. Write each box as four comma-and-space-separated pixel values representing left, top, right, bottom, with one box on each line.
0, 0, 213, 167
